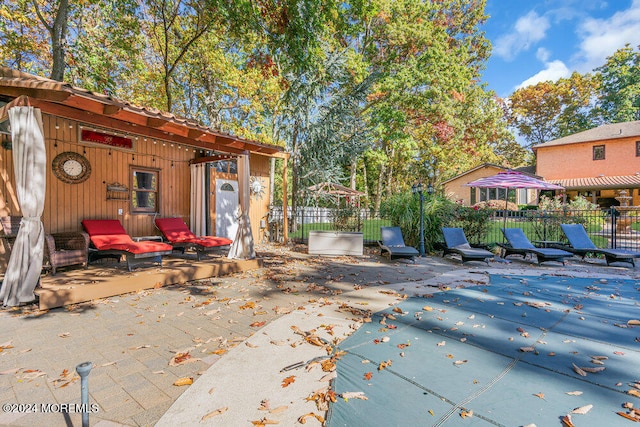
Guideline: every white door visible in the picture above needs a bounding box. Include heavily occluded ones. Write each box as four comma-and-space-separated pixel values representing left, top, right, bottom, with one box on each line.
216, 179, 239, 239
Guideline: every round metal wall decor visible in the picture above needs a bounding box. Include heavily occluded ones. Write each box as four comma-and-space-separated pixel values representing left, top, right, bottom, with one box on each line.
52, 151, 92, 184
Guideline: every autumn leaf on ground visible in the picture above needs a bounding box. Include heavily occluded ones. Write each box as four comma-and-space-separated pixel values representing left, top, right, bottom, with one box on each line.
628, 389, 640, 398
460, 409, 473, 419
281, 375, 295, 387
566, 391, 583, 396
533, 392, 545, 400
258, 399, 270, 410
561, 414, 575, 427
169, 352, 201, 366
571, 404, 593, 414
378, 360, 392, 371
298, 413, 325, 424
211, 349, 227, 355
269, 406, 288, 414
250, 321, 266, 328
340, 391, 368, 400
201, 407, 228, 421
173, 377, 193, 386
251, 417, 280, 426
240, 301, 256, 310
58, 332, 71, 338
572, 363, 587, 377
363, 372, 373, 380
453, 360, 468, 366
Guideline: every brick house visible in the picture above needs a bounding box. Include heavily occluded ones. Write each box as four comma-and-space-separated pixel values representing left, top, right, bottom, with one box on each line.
534, 120, 640, 207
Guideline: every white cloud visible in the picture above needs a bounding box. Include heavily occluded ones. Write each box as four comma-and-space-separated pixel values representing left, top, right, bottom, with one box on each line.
494, 11, 551, 61
515, 60, 571, 90
536, 47, 551, 62
573, 0, 640, 72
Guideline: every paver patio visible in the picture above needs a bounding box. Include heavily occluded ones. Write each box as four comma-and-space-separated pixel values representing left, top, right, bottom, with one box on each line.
0, 244, 637, 426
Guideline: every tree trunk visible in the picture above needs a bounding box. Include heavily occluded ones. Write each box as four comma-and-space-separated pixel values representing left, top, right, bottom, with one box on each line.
374, 162, 385, 213
350, 157, 357, 190
362, 159, 369, 209
385, 146, 395, 198
289, 122, 299, 232
34, 0, 69, 81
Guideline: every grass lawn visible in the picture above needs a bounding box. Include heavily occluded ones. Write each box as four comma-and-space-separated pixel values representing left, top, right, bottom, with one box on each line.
290, 218, 392, 241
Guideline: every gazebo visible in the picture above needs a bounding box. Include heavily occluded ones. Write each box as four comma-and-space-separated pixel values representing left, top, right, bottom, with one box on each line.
307, 182, 364, 208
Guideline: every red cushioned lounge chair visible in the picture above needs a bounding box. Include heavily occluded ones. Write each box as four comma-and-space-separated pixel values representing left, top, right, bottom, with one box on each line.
81, 219, 173, 271
155, 217, 232, 261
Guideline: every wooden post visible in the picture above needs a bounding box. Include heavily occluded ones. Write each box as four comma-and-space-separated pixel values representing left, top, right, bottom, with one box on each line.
282, 154, 289, 243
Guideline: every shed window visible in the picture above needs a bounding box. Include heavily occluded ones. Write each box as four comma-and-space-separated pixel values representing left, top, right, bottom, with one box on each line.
470, 187, 476, 205
636, 141, 640, 157
131, 167, 159, 213
593, 145, 605, 160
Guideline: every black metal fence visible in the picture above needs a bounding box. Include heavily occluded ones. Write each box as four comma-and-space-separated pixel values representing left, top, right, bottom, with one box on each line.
266, 206, 640, 251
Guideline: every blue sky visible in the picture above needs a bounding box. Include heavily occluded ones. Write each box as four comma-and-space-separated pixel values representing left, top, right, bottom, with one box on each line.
481, 0, 640, 97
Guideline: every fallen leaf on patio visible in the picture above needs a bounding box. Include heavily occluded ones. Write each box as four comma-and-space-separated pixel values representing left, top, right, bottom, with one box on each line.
282, 376, 295, 387
153, 282, 163, 289
615, 351, 625, 355
320, 372, 337, 382
201, 407, 228, 421
0, 368, 21, 375
392, 307, 403, 314
628, 389, 640, 398
566, 391, 583, 396
628, 320, 640, 326
460, 409, 473, 418
520, 346, 535, 352
258, 399, 270, 410
173, 377, 193, 386
381, 337, 390, 343
321, 359, 336, 372
533, 392, 545, 400
572, 363, 587, 377
363, 372, 373, 380
129, 344, 150, 350
561, 414, 574, 427
169, 352, 201, 366
571, 404, 593, 414
240, 301, 256, 310
250, 321, 266, 328
58, 332, 71, 338
245, 342, 258, 348
269, 406, 288, 414
437, 341, 446, 347
251, 417, 280, 426
397, 342, 410, 349
297, 412, 324, 424
454, 360, 468, 366
423, 306, 433, 311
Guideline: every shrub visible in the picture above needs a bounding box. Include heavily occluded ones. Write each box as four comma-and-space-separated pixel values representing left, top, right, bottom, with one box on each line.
473, 200, 519, 211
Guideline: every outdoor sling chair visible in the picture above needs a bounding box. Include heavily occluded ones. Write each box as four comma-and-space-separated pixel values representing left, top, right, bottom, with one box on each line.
378, 226, 419, 260
500, 228, 573, 265
154, 217, 233, 261
441, 227, 494, 264
81, 219, 173, 271
559, 223, 640, 267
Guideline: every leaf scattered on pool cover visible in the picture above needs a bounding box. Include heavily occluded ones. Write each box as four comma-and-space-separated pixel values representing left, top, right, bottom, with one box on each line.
363, 372, 372, 380
571, 404, 593, 414
533, 392, 545, 400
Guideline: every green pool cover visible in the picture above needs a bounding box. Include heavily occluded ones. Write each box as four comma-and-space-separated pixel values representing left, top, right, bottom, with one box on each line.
327, 274, 640, 426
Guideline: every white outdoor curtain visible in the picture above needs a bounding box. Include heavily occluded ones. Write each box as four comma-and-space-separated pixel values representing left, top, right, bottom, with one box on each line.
0, 106, 46, 306
228, 154, 255, 259
190, 163, 206, 236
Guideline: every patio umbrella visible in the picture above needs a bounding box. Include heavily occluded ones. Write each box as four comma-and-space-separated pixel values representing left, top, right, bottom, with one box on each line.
463, 170, 564, 238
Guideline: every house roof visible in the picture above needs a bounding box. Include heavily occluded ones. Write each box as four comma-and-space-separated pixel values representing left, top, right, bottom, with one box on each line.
547, 175, 640, 190
532, 121, 640, 151
0, 67, 286, 158
442, 163, 540, 185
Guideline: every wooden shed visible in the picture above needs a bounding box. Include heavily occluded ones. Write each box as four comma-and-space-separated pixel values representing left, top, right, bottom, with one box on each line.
0, 67, 288, 271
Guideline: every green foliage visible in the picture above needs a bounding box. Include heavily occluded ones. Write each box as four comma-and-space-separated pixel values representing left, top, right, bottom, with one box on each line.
447, 205, 492, 245
595, 44, 640, 123
380, 191, 458, 252
531, 195, 604, 241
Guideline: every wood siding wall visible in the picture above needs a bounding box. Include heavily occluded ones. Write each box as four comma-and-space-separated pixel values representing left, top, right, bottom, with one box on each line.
0, 113, 274, 269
